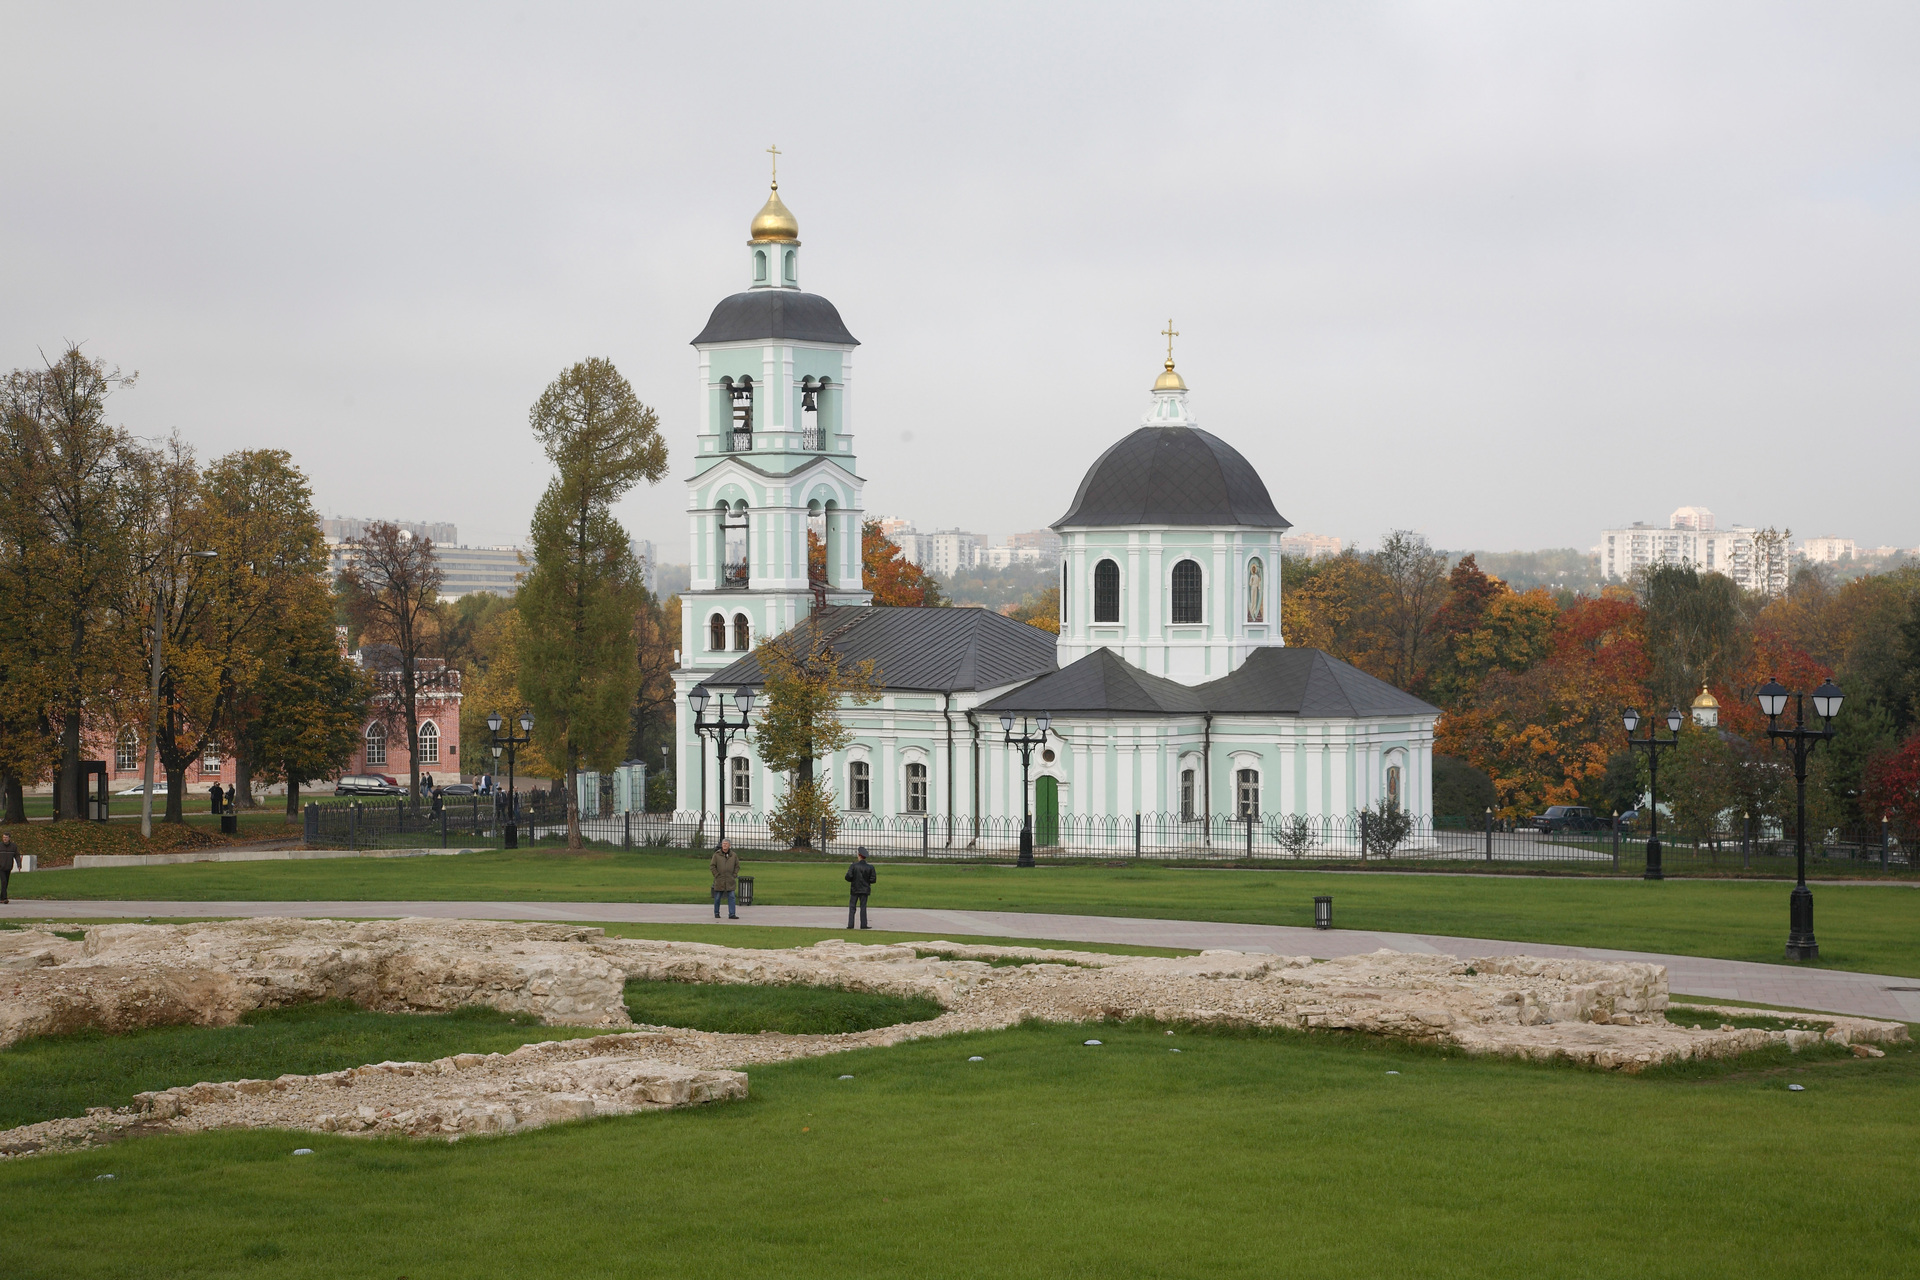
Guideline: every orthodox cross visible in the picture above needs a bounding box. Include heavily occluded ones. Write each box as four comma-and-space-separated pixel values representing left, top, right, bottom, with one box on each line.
1161, 319, 1179, 365
767, 143, 781, 186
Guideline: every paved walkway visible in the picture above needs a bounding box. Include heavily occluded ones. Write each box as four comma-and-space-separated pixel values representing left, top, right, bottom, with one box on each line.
9, 898, 1918, 1022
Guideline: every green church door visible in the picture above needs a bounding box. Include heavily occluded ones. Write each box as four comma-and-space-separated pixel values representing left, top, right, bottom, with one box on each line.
1034, 776, 1060, 847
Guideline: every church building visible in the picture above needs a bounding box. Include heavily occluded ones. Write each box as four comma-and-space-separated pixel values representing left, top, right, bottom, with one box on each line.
673, 175, 1438, 846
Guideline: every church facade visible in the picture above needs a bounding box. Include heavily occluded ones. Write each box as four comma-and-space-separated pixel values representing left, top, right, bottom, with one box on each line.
672, 179, 1438, 844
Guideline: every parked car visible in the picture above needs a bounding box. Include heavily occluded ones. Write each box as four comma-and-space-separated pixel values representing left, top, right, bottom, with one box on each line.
334, 774, 401, 797
1527, 805, 1610, 833
439, 783, 475, 797
115, 781, 168, 796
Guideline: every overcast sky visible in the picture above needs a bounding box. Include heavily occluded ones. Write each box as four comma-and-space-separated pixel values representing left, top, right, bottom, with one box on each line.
7, 2, 1918, 562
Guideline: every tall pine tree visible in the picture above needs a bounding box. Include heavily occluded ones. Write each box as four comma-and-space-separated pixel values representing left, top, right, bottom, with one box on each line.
517, 358, 667, 848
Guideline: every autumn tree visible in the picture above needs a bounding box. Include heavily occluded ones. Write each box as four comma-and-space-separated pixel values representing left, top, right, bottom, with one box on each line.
338, 521, 445, 806
517, 357, 667, 849
629, 586, 679, 770
1366, 530, 1450, 692
2, 347, 140, 819
0, 392, 63, 822
1641, 564, 1747, 711
458, 609, 557, 779
1005, 585, 1059, 634
862, 518, 946, 606
246, 607, 370, 816
120, 437, 226, 823
751, 619, 881, 846
199, 449, 336, 806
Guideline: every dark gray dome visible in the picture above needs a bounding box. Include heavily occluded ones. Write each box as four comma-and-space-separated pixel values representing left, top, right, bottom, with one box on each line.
690, 291, 859, 347
1052, 426, 1290, 530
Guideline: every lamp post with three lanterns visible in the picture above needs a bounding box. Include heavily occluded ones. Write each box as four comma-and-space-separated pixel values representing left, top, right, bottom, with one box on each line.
486, 711, 533, 849
689, 685, 755, 848
999, 712, 1052, 868
1621, 704, 1684, 880
1756, 677, 1844, 961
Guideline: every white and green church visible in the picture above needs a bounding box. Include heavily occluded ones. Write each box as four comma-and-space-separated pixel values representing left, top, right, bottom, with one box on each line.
672, 178, 1438, 847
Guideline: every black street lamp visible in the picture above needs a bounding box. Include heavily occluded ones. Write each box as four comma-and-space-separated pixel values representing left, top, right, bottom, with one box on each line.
1757, 677, 1844, 961
1622, 704, 1684, 880
487, 710, 534, 849
689, 685, 755, 848
999, 711, 1052, 868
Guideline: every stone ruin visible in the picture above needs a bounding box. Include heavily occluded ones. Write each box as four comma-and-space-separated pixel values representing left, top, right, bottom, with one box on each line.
0, 919, 1907, 1157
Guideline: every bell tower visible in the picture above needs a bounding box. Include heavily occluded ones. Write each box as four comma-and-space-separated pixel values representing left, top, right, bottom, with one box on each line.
677, 155, 870, 682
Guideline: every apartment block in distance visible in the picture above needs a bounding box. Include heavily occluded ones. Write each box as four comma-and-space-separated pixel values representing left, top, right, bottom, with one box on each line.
1597, 507, 1788, 595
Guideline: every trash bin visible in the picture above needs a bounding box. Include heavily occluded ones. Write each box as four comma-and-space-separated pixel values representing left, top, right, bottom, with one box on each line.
220, 812, 237, 835
737, 876, 754, 907
1313, 895, 1333, 930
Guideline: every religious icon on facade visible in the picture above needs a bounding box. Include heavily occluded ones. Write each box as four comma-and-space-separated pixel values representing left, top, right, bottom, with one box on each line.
1246, 557, 1264, 623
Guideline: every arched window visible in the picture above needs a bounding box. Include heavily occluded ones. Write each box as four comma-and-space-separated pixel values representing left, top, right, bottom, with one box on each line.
416, 719, 439, 764
729, 756, 751, 806
905, 762, 928, 814
754, 250, 767, 282
1236, 768, 1260, 819
1180, 767, 1196, 821
1093, 559, 1120, 623
365, 722, 387, 766
733, 614, 751, 651
709, 614, 727, 651
1060, 561, 1069, 629
783, 250, 796, 282
1246, 557, 1265, 624
115, 727, 139, 773
849, 761, 870, 811
1386, 765, 1403, 811
1171, 559, 1203, 624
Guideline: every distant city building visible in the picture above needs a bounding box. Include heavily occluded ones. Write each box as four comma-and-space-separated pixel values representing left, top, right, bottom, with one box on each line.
1005, 528, 1064, 560
1278, 531, 1342, 559
1796, 536, 1856, 563
874, 516, 914, 539
1598, 510, 1788, 595
321, 517, 458, 544
325, 534, 528, 600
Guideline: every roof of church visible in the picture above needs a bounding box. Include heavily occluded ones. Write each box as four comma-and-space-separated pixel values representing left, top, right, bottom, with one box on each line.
694, 605, 1055, 694
1197, 647, 1439, 717
979, 645, 1438, 718
976, 648, 1208, 716
691, 291, 860, 347
1051, 426, 1291, 530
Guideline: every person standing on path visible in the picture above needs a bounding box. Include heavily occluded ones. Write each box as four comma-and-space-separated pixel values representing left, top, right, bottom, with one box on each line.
710, 838, 740, 920
209, 782, 224, 815
0, 832, 17, 903
846, 847, 877, 929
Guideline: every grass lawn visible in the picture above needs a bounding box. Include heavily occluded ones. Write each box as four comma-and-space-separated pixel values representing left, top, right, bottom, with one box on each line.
0, 1016, 1914, 1278
622, 979, 941, 1035
0, 1003, 610, 1132
16, 849, 1920, 976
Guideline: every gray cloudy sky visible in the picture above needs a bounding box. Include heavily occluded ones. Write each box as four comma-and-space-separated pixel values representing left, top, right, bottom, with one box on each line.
7, 2, 1918, 561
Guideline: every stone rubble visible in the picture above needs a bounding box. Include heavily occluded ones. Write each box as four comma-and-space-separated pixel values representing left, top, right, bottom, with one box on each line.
0, 920, 1908, 1157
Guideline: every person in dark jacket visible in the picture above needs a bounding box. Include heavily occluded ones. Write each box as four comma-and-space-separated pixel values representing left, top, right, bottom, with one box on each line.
710, 839, 740, 919
0, 831, 18, 903
845, 847, 877, 929
209, 782, 225, 815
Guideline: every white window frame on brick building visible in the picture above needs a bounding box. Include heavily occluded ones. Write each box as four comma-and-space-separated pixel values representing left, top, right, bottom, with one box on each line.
366, 722, 388, 767
115, 728, 139, 773
201, 744, 223, 775
416, 719, 439, 764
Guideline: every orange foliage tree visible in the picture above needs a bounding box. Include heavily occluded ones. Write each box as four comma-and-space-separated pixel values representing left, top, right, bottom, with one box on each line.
860, 518, 946, 607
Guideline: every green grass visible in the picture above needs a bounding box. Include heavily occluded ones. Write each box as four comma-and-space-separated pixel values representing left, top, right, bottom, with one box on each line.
18, 849, 1920, 976
622, 978, 942, 1035
0, 1002, 609, 1131
1, 1018, 1914, 1278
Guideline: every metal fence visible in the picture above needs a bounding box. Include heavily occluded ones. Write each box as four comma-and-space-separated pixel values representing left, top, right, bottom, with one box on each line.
302, 797, 1915, 874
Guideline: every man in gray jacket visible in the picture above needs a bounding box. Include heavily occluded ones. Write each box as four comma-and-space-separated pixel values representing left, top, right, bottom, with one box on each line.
0, 831, 18, 903
845, 847, 876, 929
710, 838, 740, 919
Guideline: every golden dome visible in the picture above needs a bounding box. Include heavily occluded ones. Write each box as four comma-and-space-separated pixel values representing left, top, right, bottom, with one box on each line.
1692, 685, 1719, 709
1153, 360, 1187, 392
750, 185, 798, 242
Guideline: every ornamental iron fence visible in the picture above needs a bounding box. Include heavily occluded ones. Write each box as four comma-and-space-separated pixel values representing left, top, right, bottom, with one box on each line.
301, 796, 1913, 874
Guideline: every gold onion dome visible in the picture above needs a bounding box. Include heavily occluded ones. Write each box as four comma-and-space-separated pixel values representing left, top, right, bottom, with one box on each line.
1692, 685, 1719, 710
750, 185, 799, 242
1153, 360, 1187, 392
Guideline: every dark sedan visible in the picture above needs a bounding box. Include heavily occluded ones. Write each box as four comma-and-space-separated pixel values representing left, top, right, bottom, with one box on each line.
1527, 805, 1610, 833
